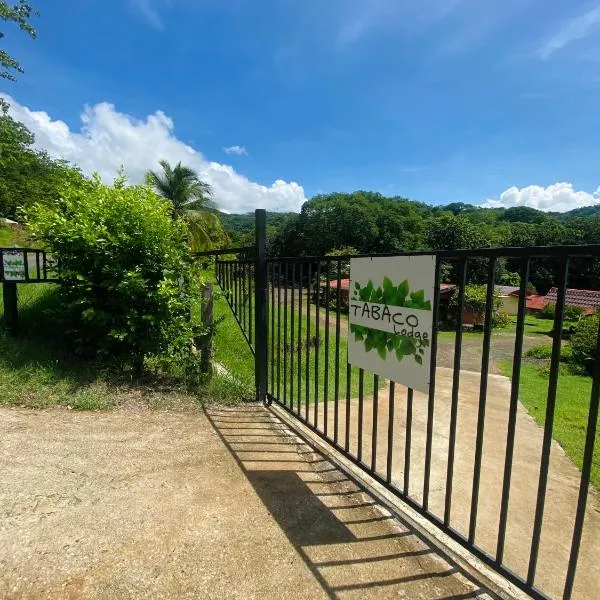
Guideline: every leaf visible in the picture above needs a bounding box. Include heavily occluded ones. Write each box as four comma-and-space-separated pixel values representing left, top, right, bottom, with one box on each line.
395, 348, 405, 362
383, 276, 394, 301
377, 345, 387, 360
415, 354, 423, 365
397, 280, 409, 301
365, 337, 375, 352
410, 289, 425, 306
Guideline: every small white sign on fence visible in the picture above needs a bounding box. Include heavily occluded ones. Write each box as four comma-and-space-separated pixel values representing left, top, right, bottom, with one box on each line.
2, 250, 26, 281
348, 255, 436, 393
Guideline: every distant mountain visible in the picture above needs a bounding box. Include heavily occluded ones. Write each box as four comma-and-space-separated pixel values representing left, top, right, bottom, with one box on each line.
558, 205, 600, 219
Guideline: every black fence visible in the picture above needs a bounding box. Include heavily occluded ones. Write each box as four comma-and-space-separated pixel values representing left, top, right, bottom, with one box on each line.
213, 213, 599, 600
1, 248, 58, 334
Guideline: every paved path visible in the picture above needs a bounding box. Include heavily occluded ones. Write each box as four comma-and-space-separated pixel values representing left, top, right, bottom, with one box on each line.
0, 405, 491, 599
313, 368, 600, 600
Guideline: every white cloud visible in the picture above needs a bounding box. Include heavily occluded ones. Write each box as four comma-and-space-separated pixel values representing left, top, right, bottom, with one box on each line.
482, 182, 600, 212
539, 5, 600, 59
1, 94, 307, 214
223, 145, 248, 156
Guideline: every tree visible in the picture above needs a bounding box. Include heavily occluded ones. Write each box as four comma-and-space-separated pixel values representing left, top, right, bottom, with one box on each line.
0, 98, 84, 219
147, 159, 228, 251
1, 1, 38, 80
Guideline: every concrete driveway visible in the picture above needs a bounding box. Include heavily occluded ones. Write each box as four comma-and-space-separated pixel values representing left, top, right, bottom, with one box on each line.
0, 405, 491, 600
314, 368, 600, 600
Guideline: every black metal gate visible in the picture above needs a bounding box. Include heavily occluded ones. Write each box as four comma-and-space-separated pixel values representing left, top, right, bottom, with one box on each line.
214, 210, 600, 600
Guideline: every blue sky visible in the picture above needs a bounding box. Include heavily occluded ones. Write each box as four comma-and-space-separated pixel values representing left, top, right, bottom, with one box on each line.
2, 0, 600, 212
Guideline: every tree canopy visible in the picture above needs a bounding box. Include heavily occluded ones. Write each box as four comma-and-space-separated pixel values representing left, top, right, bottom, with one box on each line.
147, 159, 228, 251
1, 1, 37, 80
217, 191, 600, 293
0, 98, 84, 219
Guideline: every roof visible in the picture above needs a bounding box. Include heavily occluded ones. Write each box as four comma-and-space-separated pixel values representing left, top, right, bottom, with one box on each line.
526, 295, 547, 311
544, 287, 600, 312
327, 278, 350, 290
495, 285, 520, 297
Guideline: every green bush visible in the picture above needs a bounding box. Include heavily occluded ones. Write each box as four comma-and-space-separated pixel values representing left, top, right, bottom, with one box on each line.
449, 284, 502, 328
538, 303, 584, 321
23, 176, 206, 373
570, 314, 599, 374
492, 311, 511, 329
525, 344, 553, 359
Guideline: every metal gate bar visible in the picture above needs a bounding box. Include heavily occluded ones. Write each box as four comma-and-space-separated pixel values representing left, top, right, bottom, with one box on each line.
263, 243, 600, 600
209, 219, 600, 600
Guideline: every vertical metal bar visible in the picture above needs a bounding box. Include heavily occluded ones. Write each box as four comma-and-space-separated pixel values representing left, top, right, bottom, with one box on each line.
35, 251, 41, 280
23, 250, 29, 281
305, 263, 312, 419
254, 209, 268, 405
371, 374, 379, 473
2, 282, 18, 336
527, 257, 570, 585
334, 260, 342, 444
357, 369, 364, 462
404, 388, 413, 496
324, 261, 331, 435
283, 262, 289, 408
468, 256, 497, 543
423, 256, 442, 510
277, 262, 281, 402
233, 261, 240, 321
297, 262, 303, 417
290, 263, 296, 412
496, 256, 530, 562
444, 257, 468, 526
314, 261, 321, 427
249, 261, 254, 347
345, 362, 351, 452
241, 262, 246, 332
563, 319, 600, 600
386, 382, 395, 483
270, 263, 275, 396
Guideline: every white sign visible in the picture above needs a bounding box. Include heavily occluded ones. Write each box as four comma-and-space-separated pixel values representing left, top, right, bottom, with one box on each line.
2, 250, 26, 281
348, 255, 436, 393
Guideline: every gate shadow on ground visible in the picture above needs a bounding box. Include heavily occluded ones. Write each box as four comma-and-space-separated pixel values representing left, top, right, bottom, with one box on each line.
204, 405, 495, 600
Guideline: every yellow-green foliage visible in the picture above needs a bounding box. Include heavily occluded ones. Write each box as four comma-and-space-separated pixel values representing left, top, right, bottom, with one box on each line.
23, 177, 204, 371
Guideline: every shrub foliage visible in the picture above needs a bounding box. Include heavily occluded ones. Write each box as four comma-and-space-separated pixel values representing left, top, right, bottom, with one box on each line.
23, 177, 204, 372
570, 314, 600, 374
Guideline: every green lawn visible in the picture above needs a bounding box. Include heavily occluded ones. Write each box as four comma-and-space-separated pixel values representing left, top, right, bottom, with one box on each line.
499, 360, 598, 491
438, 314, 563, 341
0, 278, 247, 409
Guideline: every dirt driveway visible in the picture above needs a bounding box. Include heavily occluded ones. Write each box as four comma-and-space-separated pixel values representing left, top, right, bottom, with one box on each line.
0, 405, 492, 600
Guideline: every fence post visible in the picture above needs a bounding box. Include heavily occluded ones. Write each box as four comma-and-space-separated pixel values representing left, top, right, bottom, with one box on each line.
254, 209, 269, 405
2, 282, 18, 336
200, 283, 213, 375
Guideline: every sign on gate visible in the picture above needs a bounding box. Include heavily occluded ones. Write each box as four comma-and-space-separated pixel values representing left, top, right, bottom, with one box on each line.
348, 255, 436, 392
2, 250, 26, 281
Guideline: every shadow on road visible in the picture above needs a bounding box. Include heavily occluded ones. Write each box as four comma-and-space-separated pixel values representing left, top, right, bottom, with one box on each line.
204, 405, 494, 600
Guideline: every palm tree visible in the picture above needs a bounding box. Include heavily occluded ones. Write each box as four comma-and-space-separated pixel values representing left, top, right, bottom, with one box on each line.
147, 159, 213, 216
147, 160, 228, 251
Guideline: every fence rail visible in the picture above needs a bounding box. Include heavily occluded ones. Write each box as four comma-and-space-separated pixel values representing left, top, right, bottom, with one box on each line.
0, 248, 58, 283
210, 218, 600, 600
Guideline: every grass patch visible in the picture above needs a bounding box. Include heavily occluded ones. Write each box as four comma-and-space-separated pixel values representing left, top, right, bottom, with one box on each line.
269, 287, 379, 407
498, 360, 598, 491
0, 279, 247, 410
0, 224, 31, 247
438, 314, 569, 341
